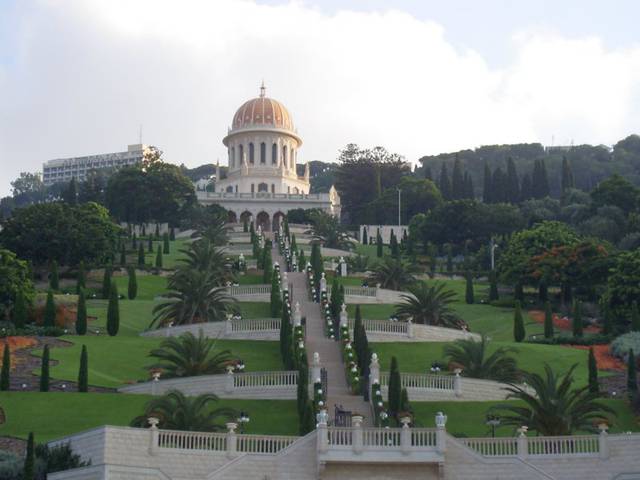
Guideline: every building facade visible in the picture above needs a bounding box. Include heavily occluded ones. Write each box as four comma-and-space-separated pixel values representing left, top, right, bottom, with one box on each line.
42, 144, 152, 186
197, 84, 340, 230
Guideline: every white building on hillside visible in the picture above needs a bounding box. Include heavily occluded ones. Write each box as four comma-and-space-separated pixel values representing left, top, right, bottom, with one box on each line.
197, 83, 340, 230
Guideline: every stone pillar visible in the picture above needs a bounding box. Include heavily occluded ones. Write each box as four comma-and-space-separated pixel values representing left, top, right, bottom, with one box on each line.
320, 273, 327, 293
311, 352, 321, 383
517, 427, 528, 459
151, 372, 161, 396
226, 422, 238, 458
598, 424, 609, 459
225, 366, 235, 394
352, 415, 364, 454
339, 303, 348, 328
148, 417, 159, 455
400, 417, 411, 455
317, 409, 329, 453
294, 302, 302, 327
226, 313, 233, 335
369, 353, 380, 384
453, 369, 462, 398
339, 256, 347, 277
435, 412, 447, 454
407, 318, 414, 339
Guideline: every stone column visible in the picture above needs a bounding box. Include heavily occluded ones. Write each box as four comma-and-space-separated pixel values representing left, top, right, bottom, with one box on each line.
369, 353, 380, 384
225, 313, 233, 335
311, 352, 321, 383
517, 426, 528, 459
320, 273, 327, 293
400, 417, 411, 455
339, 303, 348, 328
294, 302, 302, 327
148, 417, 159, 455
317, 409, 329, 453
352, 415, 364, 454
226, 422, 238, 458
598, 424, 609, 459
453, 369, 462, 398
225, 366, 235, 394
435, 412, 447, 454
407, 318, 414, 339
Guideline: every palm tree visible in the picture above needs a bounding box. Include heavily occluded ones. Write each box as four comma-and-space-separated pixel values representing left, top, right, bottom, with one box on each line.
191, 210, 230, 246
347, 254, 370, 273
394, 282, 461, 327
131, 390, 236, 431
179, 238, 228, 276
148, 331, 234, 378
369, 256, 418, 290
443, 335, 520, 382
150, 269, 236, 328
491, 364, 615, 435
308, 211, 354, 250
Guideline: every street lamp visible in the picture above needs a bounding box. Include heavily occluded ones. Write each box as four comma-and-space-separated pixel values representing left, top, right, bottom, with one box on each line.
490, 238, 498, 271
485, 414, 501, 437
237, 411, 250, 433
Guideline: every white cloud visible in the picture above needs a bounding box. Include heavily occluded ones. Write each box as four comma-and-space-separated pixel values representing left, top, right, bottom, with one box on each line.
1, 0, 640, 195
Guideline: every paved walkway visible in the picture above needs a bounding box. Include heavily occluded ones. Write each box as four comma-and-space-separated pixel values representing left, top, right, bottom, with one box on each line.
272, 243, 372, 425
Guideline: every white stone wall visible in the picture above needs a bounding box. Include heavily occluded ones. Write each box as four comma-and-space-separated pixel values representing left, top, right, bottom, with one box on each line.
359, 225, 409, 244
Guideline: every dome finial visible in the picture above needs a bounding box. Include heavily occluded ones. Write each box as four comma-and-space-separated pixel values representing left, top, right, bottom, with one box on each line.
260, 80, 266, 98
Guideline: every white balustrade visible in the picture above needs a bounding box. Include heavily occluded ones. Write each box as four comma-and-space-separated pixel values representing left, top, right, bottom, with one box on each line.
379, 372, 455, 391
157, 430, 227, 451
227, 285, 272, 296
461, 437, 518, 456
233, 371, 298, 389
327, 286, 377, 298
237, 434, 298, 454
327, 427, 353, 447
326, 427, 437, 450
527, 435, 600, 456
231, 318, 280, 332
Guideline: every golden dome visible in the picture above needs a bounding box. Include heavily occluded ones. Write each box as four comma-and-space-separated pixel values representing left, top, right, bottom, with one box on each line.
231, 83, 294, 132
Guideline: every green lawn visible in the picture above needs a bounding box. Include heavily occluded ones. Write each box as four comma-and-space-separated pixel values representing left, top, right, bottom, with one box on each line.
238, 274, 266, 285
0, 392, 298, 441
410, 399, 639, 437
238, 302, 272, 318
355, 244, 389, 263
113, 274, 168, 301
35, 337, 284, 388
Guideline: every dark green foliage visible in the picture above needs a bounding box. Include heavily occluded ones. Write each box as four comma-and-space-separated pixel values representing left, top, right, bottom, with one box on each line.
376, 229, 383, 257
243, 220, 248, 232
538, 281, 548, 303
76, 261, 86, 294
141, 224, 146, 237
588, 347, 598, 394
62, 177, 78, 205
155, 224, 160, 240
36, 442, 90, 474
120, 243, 126, 266
155, 247, 163, 269
23, 432, 35, 480
132, 233, 137, 249
0, 344, 10, 391
482, 162, 492, 202
532, 158, 550, 198
49, 260, 59, 291
137, 243, 145, 267
388, 356, 401, 417
400, 388, 411, 414
631, 301, 640, 332
438, 162, 451, 200
514, 282, 524, 302
297, 362, 309, 421
148, 235, 153, 253
451, 156, 465, 200
263, 248, 273, 283
75, 289, 87, 335
298, 249, 306, 272
107, 282, 120, 336
102, 265, 112, 299
300, 400, 315, 436
127, 267, 138, 300
270, 269, 282, 318
506, 157, 520, 203
628, 349, 637, 396
446, 245, 453, 273
44, 290, 56, 328
544, 301, 554, 339
390, 230, 399, 257
561, 156, 575, 192
465, 271, 474, 304
40, 344, 50, 392
169, 227, 176, 241
362, 226, 368, 245
488, 271, 499, 301
78, 345, 88, 392
513, 301, 525, 342
572, 300, 583, 338
602, 300, 613, 335
163, 232, 170, 254
12, 289, 27, 329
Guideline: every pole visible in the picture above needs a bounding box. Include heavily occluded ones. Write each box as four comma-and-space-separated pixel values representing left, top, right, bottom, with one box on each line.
397, 189, 401, 227
490, 239, 496, 271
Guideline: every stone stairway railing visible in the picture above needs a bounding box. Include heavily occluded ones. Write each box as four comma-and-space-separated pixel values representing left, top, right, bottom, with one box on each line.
327, 286, 377, 298
227, 284, 271, 296
348, 318, 409, 336
379, 372, 457, 392
229, 317, 280, 333
141, 317, 280, 339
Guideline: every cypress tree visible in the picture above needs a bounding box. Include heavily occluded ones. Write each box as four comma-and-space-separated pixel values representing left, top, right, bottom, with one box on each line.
127, 267, 138, 300
388, 356, 401, 417
23, 432, 35, 480
482, 162, 492, 203
438, 162, 451, 200
163, 232, 170, 254
631, 301, 640, 332
141, 224, 146, 237
588, 347, 599, 394
539, 159, 550, 197
107, 281, 120, 336
119, 242, 126, 266
44, 290, 56, 328
12, 290, 28, 329
561, 156, 575, 192
520, 173, 532, 201
544, 301, 554, 339
465, 271, 474, 304
376, 229, 383, 258
506, 157, 520, 203
76, 289, 87, 335
291, 233, 298, 252
102, 265, 112, 298
243, 220, 248, 232
538, 280, 548, 303
170, 227, 176, 241
602, 300, 613, 336
63, 177, 78, 205
446, 245, 453, 273
298, 249, 306, 272
155, 247, 163, 269
40, 344, 50, 392
78, 345, 88, 392
628, 349, 637, 397
132, 233, 137, 249
451, 155, 465, 200
362, 226, 368, 245
513, 300, 525, 342
572, 299, 583, 338
488, 271, 499, 302
400, 388, 411, 414
263, 249, 273, 283
492, 167, 507, 203
296, 362, 309, 419
300, 400, 315, 435
137, 243, 145, 267
49, 260, 59, 291
464, 171, 474, 199
390, 230, 399, 257
148, 235, 153, 253
0, 345, 10, 391
76, 261, 86, 294
155, 223, 160, 240
270, 270, 282, 318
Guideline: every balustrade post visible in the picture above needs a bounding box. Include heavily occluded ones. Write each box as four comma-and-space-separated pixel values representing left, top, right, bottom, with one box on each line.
226, 314, 233, 335
320, 273, 327, 294
435, 412, 447, 454
339, 303, 348, 328
294, 302, 302, 327
400, 417, 411, 454
517, 427, 528, 459
407, 318, 414, 338
598, 424, 609, 459
316, 409, 329, 453
375, 284, 381, 300
311, 352, 322, 383
148, 417, 159, 455
226, 422, 238, 458
225, 366, 235, 393
453, 369, 462, 397
369, 353, 380, 385
352, 415, 364, 454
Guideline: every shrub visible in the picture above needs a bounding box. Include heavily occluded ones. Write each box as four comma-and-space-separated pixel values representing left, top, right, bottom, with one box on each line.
106, 282, 120, 336
611, 332, 640, 359
513, 301, 525, 342
137, 243, 145, 267
101, 265, 112, 299
12, 290, 28, 329
40, 344, 50, 392
127, 267, 138, 300
155, 248, 163, 269
78, 345, 88, 392
588, 347, 598, 394
43, 290, 56, 328
24, 432, 35, 480
163, 232, 170, 254
49, 260, 59, 291
0, 450, 21, 479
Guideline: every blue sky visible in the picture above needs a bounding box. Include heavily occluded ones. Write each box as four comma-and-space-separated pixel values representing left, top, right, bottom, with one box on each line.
1, 0, 639, 196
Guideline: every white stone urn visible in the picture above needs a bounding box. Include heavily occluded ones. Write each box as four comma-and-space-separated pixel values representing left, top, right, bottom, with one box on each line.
351, 414, 364, 427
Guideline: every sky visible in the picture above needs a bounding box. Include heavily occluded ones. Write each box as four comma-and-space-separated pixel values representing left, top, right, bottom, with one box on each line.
1, 0, 640, 196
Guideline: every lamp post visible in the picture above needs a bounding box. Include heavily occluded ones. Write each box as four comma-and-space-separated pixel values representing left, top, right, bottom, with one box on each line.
490, 238, 498, 271
485, 414, 501, 438
397, 188, 402, 226
237, 411, 250, 434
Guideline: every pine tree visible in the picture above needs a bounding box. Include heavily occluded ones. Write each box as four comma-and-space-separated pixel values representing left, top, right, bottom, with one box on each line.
488, 271, 499, 302
12, 290, 27, 329
107, 281, 120, 336
102, 264, 112, 298
44, 290, 56, 328
572, 299, 583, 338
0, 345, 10, 391
76, 289, 87, 335
362, 226, 368, 245
631, 301, 640, 332
163, 232, 170, 254
438, 162, 452, 200
78, 345, 88, 392
76, 261, 86, 294
520, 173, 533, 201
49, 260, 59, 291
23, 432, 35, 480
465, 271, 474, 304
544, 301, 554, 339
148, 235, 153, 253
127, 267, 138, 300
628, 349, 637, 397
492, 167, 507, 203
376, 229, 383, 258
506, 157, 520, 203
463, 171, 474, 199
388, 356, 401, 417
451, 155, 465, 200
40, 344, 50, 392
588, 347, 598, 394
513, 300, 525, 342
137, 243, 145, 267
561, 156, 575, 192
482, 162, 492, 203
155, 247, 163, 269
119, 243, 126, 266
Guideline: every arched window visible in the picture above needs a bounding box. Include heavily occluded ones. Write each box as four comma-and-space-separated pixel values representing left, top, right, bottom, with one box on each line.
249, 143, 255, 164
238, 145, 244, 164
293, 187, 299, 194
226, 186, 234, 193
272, 144, 277, 164
258, 182, 268, 192
251, 184, 255, 193
282, 145, 288, 169
260, 143, 266, 164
